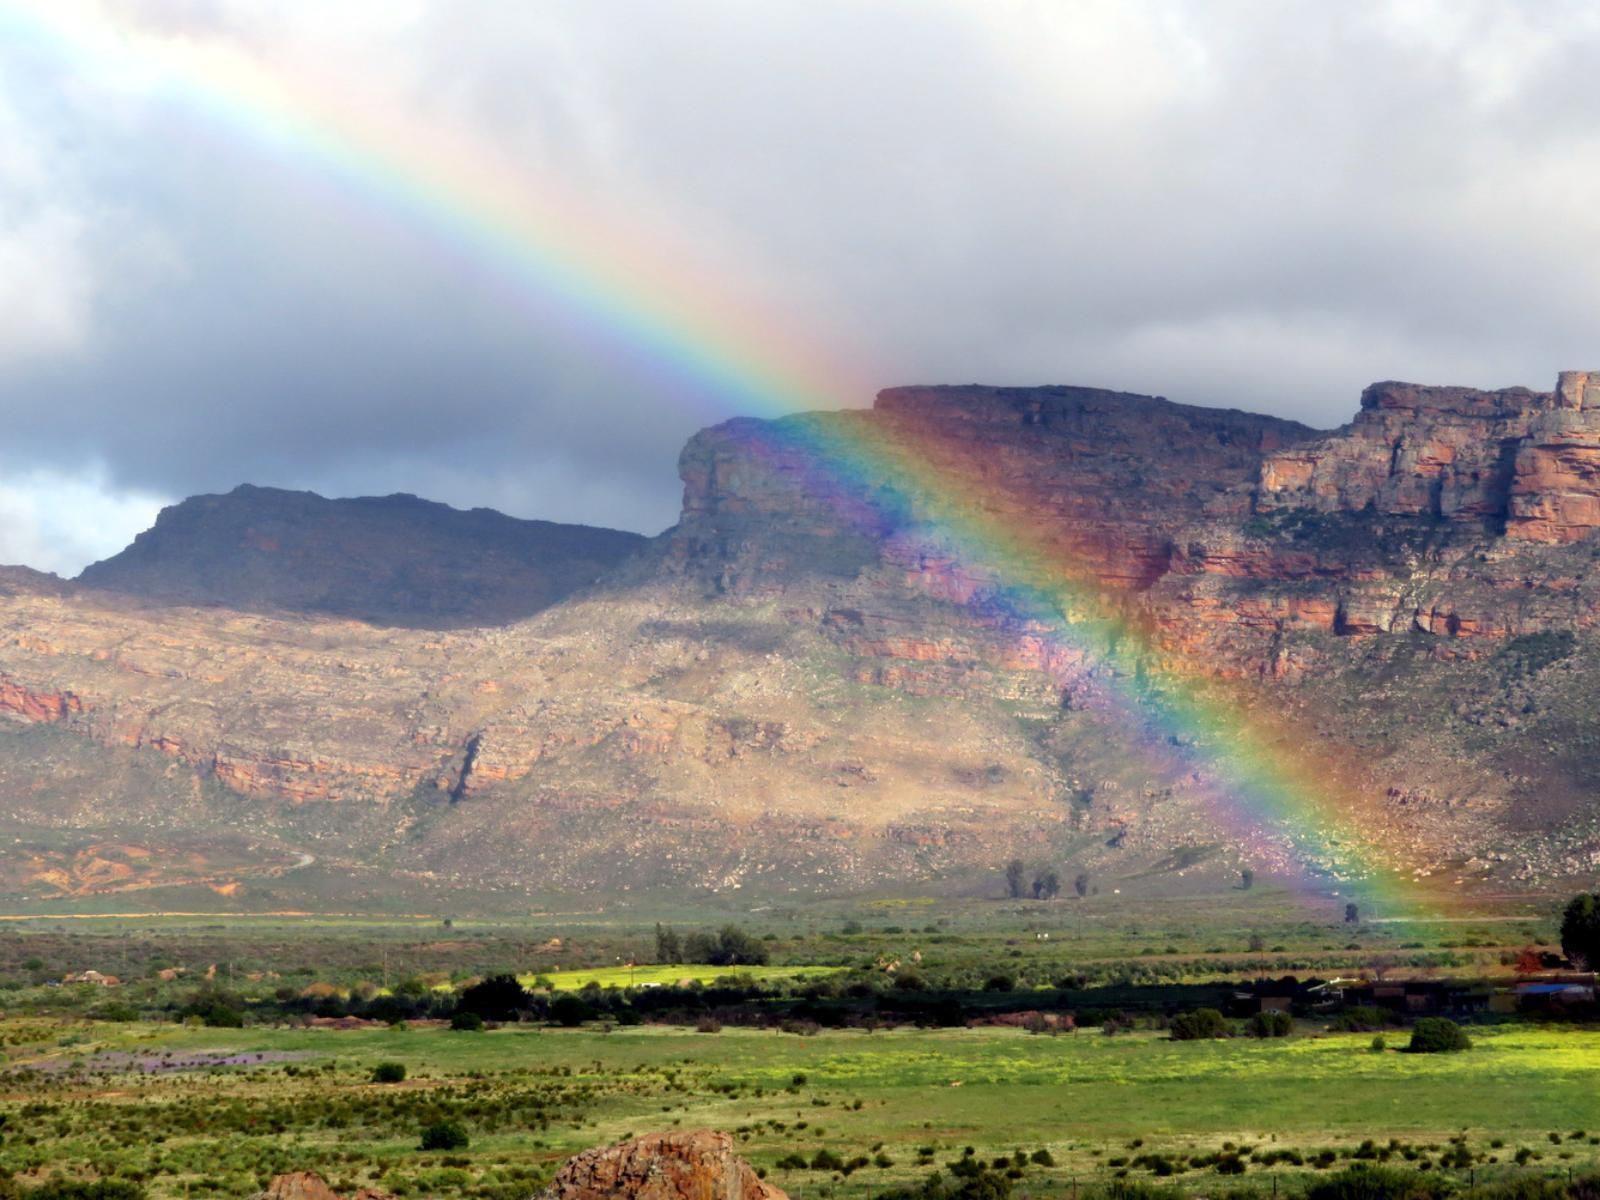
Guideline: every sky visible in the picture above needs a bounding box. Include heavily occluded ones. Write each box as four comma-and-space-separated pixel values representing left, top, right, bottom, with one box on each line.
2, 1, 1600, 575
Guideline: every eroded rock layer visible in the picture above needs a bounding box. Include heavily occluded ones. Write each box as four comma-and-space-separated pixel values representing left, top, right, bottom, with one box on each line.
4, 373, 1600, 902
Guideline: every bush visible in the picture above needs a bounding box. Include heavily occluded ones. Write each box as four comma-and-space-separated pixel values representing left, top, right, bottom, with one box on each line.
371, 1062, 407, 1083
29, 1183, 148, 1200
550, 995, 593, 1027
457, 974, 529, 1021
1247, 1010, 1292, 1038
449, 1010, 484, 1031
1170, 1008, 1230, 1040
1406, 1018, 1471, 1054
1561, 894, 1600, 968
1331, 1006, 1391, 1032
419, 1121, 470, 1151
1304, 1165, 1452, 1200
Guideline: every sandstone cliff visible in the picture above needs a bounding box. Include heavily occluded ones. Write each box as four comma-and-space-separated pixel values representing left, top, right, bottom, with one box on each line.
3, 374, 1600, 905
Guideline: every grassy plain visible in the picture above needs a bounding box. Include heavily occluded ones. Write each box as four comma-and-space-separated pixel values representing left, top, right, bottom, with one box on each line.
2, 1017, 1599, 1199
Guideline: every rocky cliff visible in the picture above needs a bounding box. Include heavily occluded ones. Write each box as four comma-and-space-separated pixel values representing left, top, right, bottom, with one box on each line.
4, 374, 1600, 906
77, 485, 646, 627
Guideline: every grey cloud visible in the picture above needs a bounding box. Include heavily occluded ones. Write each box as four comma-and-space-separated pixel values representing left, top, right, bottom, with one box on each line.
3, 1, 1600, 573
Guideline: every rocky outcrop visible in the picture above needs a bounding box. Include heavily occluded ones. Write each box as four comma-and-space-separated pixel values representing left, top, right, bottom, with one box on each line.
1258, 380, 1552, 522
536, 1131, 787, 1200
78, 485, 646, 628
8, 374, 1600, 900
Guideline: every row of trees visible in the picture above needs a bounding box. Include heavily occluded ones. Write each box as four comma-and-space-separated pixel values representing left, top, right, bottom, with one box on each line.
653, 924, 769, 966
1004, 859, 1088, 901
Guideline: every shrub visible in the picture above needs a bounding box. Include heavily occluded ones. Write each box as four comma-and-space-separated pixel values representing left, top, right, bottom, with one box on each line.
1170, 1008, 1230, 1040
550, 995, 593, 1027
29, 1183, 148, 1200
449, 1010, 484, 1031
1561, 894, 1600, 968
1370, 1035, 1386, 1053
810, 1149, 845, 1172
1406, 1018, 1471, 1054
1331, 1006, 1390, 1032
419, 1121, 469, 1151
457, 974, 529, 1021
371, 1062, 407, 1083
1247, 1010, 1292, 1038
1304, 1165, 1452, 1200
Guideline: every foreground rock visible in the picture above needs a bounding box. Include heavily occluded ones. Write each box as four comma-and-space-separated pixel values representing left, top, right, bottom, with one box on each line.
257, 1172, 391, 1200
536, 1131, 787, 1200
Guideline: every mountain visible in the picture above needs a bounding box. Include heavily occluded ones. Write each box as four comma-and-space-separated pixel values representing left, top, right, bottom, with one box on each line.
76, 485, 648, 628
3, 374, 1600, 909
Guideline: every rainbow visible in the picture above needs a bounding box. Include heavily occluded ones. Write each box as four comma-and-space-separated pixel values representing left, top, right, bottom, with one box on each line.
1, 2, 1451, 914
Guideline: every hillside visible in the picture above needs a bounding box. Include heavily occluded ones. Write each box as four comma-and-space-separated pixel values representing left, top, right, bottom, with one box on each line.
3, 375, 1600, 910
76, 485, 647, 628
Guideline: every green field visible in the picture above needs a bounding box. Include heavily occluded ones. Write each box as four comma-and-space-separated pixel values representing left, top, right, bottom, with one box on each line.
526, 964, 845, 990
3, 1017, 1598, 1198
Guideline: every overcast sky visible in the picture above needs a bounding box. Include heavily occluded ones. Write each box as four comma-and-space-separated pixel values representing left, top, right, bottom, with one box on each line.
3, 0, 1600, 574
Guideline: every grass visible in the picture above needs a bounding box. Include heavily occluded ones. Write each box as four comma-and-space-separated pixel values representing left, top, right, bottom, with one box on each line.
2, 1017, 1598, 1198
524, 964, 845, 990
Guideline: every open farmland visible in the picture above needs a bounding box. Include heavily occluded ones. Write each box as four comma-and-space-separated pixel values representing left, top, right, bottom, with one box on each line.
1, 1017, 1598, 1199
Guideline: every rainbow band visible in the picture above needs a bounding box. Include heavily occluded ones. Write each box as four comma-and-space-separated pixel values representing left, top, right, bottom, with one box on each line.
2, 2, 1444, 914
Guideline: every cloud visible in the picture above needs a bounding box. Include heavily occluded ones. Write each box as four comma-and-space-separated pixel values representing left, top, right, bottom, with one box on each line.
3, 0, 1600, 573
0, 466, 166, 575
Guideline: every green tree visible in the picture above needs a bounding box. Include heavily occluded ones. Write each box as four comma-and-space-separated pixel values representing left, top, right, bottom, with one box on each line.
1406, 1017, 1471, 1053
1170, 1008, 1230, 1040
1240, 868, 1254, 890
1074, 872, 1089, 898
1032, 870, 1060, 900
1560, 893, 1600, 968
457, 974, 529, 1021
1005, 859, 1026, 899
419, 1121, 469, 1151
371, 1062, 406, 1083
1345, 902, 1360, 924
655, 922, 683, 964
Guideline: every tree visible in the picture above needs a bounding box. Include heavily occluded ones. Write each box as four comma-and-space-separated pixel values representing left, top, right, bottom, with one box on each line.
1005, 858, 1026, 899
1246, 1010, 1291, 1038
371, 1062, 406, 1083
1169, 1008, 1230, 1040
449, 1010, 485, 1031
1406, 1017, 1471, 1054
550, 994, 593, 1027
1344, 903, 1360, 924
1240, 868, 1254, 890
1032, 870, 1060, 900
419, 1121, 469, 1151
680, 925, 769, 966
457, 974, 529, 1021
1074, 872, 1089, 898
1560, 893, 1600, 967
654, 923, 683, 965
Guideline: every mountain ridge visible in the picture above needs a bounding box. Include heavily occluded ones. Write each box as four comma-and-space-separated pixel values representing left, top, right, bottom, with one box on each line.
3, 374, 1600, 907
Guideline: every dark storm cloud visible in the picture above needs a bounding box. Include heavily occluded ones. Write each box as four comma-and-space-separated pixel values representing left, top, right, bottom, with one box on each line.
3, 1, 1600, 572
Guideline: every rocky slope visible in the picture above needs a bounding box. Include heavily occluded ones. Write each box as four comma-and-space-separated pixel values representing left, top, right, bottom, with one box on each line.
77, 485, 646, 627
4, 374, 1600, 906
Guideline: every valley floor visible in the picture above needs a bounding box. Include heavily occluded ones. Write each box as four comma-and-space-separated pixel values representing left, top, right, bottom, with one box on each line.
2, 1018, 1598, 1198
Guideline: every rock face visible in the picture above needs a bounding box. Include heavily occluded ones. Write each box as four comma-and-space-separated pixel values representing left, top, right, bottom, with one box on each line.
6, 373, 1600, 901
536, 1131, 787, 1200
78, 485, 646, 628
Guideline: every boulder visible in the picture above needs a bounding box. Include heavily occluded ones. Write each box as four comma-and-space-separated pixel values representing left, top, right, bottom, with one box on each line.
536, 1130, 788, 1200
